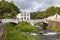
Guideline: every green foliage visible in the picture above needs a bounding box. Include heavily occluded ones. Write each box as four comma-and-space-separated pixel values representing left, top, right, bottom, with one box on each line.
52, 27, 60, 32
31, 6, 60, 19
0, 0, 20, 18
1, 22, 38, 40
15, 21, 38, 32
30, 11, 43, 19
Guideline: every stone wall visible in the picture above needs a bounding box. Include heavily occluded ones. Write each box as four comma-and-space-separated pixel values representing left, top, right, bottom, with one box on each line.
48, 20, 60, 28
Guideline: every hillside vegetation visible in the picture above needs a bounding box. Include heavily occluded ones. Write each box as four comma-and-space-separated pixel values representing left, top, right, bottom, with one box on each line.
0, 0, 20, 18
31, 6, 60, 19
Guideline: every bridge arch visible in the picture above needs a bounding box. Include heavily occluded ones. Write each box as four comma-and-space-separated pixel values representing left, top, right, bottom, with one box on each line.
34, 22, 48, 30
5, 22, 17, 25
3, 21, 18, 24
35, 21, 47, 25
34, 21, 48, 24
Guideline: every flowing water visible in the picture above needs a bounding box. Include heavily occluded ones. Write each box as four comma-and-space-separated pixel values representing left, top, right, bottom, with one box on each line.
37, 33, 60, 40
35, 25, 60, 40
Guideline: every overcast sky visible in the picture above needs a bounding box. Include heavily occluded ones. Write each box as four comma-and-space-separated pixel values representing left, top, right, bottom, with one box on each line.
6, 0, 60, 12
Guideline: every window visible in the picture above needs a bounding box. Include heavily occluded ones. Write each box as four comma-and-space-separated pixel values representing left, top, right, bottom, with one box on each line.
0, 21, 2, 23
27, 18, 29, 20
27, 14, 29, 16
21, 14, 23, 16
21, 17, 23, 20
56, 15, 57, 18
23, 13, 26, 16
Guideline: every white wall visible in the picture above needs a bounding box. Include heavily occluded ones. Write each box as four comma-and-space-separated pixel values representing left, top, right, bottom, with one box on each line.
47, 14, 60, 21
16, 12, 30, 21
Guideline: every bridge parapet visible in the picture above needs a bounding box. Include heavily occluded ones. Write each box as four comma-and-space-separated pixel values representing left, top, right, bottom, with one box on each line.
0, 19, 48, 26
26, 19, 48, 26
0, 19, 19, 23
33, 19, 48, 24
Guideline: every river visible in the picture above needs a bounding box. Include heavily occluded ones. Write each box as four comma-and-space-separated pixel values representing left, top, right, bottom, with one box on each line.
35, 25, 60, 40
37, 34, 60, 40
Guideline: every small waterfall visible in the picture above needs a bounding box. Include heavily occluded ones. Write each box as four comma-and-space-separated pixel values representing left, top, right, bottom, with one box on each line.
43, 32, 58, 35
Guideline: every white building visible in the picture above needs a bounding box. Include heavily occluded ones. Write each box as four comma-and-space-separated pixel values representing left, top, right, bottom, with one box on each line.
47, 14, 60, 21
16, 11, 30, 21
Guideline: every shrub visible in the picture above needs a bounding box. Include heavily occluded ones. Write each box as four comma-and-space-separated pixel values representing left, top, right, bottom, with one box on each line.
15, 21, 38, 32
1, 22, 38, 40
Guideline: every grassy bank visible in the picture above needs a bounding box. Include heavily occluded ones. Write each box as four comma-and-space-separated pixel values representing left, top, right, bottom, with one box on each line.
1, 22, 38, 40
50, 27, 60, 32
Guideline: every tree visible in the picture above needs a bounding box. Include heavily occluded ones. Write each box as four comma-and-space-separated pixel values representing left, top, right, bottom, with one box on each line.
37, 6, 60, 19
31, 6, 60, 19
30, 11, 43, 19
0, 0, 20, 18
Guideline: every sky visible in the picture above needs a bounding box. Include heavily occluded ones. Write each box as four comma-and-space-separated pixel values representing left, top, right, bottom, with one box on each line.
6, 0, 60, 12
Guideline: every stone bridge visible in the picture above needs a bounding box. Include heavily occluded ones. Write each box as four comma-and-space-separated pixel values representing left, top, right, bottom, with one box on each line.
0, 19, 19, 23
28, 19, 48, 26
0, 19, 48, 26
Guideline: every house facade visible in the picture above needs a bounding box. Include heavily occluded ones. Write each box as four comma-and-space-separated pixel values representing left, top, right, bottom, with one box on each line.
46, 14, 60, 28
47, 14, 60, 21
16, 11, 30, 21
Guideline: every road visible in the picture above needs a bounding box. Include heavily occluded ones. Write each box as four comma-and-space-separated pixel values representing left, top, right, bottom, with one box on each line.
0, 23, 5, 39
